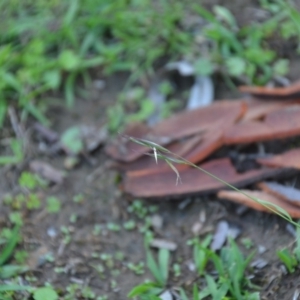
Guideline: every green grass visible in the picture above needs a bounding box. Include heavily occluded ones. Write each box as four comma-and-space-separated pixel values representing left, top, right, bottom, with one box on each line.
0, 0, 300, 136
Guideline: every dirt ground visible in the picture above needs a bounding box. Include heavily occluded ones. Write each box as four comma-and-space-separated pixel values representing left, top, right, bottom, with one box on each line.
1, 71, 299, 299
2, 1, 300, 300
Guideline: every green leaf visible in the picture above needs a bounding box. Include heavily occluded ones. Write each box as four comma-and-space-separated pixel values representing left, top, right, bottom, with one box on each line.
0, 99, 7, 128
277, 248, 297, 273
194, 58, 214, 76
158, 249, 169, 284
43, 70, 61, 89
213, 5, 237, 28
225, 57, 246, 76
146, 250, 164, 286
63, 0, 79, 26
65, 72, 77, 107
193, 283, 199, 300
33, 287, 58, 300
0, 265, 28, 279
59, 50, 80, 71
126, 100, 155, 123
273, 59, 289, 76
24, 103, 49, 126
46, 197, 61, 213
0, 226, 20, 266
60, 126, 83, 155
127, 282, 161, 297
244, 48, 275, 65
0, 285, 30, 292
179, 288, 189, 300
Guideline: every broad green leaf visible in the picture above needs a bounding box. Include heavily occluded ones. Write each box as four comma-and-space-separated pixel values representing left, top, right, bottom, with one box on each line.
43, 70, 61, 89
33, 287, 58, 300
59, 50, 80, 71
225, 57, 246, 76
146, 250, 164, 286
127, 282, 162, 297
273, 59, 289, 76
158, 249, 169, 284
60, 126, 83, 155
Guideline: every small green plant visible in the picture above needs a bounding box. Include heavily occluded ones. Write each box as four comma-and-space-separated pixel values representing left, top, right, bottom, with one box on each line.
241, 237, 254, 249
192, 235, 212, 275
33, 286, 58, 300
277, 248, 297, 273
127, 262, 145, 275
277, 222, 300, 273
106, 222, 121, 232
0, 139, 23, 166
207, 239, 257, 300
0, 225, 29, 300
46, 196, 61, 213
123, 220, 136, 230
128, 233, 170, 298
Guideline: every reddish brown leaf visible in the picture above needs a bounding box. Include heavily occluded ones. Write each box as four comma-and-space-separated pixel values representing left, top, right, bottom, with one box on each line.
242, 99, 290, 121
150, 100, 246, 140
115, 131, 223, 176
239, 80, 300, 97
107, 100, 245, 163
224, 105, 300, 144
123, 158, 280, 198
257, 148, 300, 171
258, 181, 300, 207
217, 189, 300, 218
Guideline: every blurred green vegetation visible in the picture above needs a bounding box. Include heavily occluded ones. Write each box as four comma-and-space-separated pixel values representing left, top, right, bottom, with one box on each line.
0, 0, 299, 129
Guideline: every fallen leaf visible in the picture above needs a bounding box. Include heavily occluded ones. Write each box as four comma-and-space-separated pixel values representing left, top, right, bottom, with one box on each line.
258, 181, 300, 207
123, 158, 283, 198
107, 100, 246, 163
217, 190, 300, 218
242, 99, 290, 121
239, 80, 300, 97
30, 160, 65, 184
116, 131, 222, 177
150, 100, 246, 140
257, 148, 300, 169
224, 105, 300, 144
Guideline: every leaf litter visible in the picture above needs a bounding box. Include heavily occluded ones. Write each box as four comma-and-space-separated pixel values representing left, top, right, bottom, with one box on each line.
107, 79, 300, 218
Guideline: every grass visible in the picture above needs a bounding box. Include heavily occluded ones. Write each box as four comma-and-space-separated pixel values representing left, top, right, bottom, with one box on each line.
0, 0, 300, 136
1, 0, 300, 299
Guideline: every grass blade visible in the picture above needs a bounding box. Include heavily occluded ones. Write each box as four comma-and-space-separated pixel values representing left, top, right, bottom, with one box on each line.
0, 226, 20, 266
